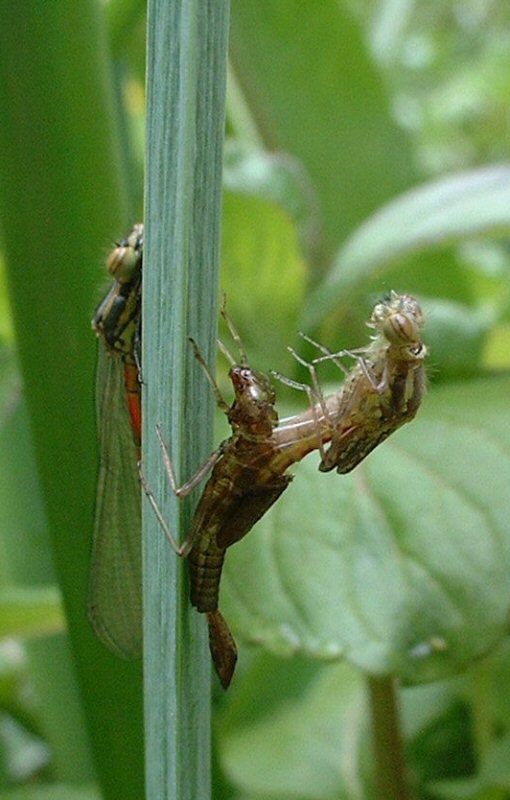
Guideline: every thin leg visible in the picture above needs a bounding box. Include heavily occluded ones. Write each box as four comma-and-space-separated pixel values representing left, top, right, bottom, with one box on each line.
217, 337, 235, 366
285, 347, 330, 420
309, 341, 372, 361
352, 353, 389, 393
309, 342, 388, 394
272, 369, 321, 407
133, 325, 144, 383
272, 362, 330, 462
139, 460, 183, 554
188, 337, 230, 414
141, 424, 223, 557
155, 424, 221, 496
299, 332, 352, 377
325, 349, 388, 393
219, 293, 248, 366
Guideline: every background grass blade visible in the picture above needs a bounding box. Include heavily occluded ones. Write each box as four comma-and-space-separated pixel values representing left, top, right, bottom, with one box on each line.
0, 3, 143, 797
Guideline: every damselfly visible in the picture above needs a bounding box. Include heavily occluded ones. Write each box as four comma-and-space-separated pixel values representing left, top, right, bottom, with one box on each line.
90, 224, 144, 658
289, 291, 427, 474
145, 295, 426, 686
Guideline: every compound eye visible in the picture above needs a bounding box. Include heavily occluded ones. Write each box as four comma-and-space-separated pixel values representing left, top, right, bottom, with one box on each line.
107, 246, 139, 282
382, 312, 419, 344
106, 225, 143, 282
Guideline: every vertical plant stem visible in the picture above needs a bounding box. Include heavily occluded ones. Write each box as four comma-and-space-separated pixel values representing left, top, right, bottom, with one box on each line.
367, 676, 411, 800
144, 2, 230, 798
470, 661, 493, 768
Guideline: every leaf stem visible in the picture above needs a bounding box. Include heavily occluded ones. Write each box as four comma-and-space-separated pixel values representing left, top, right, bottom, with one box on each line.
367, 676, 412, 800
470, 660, 493, 767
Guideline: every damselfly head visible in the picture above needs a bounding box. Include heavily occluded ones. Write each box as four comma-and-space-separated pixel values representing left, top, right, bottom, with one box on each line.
369, 292, 424, 346
107, 223, 144, 283
93, 225, 143, 353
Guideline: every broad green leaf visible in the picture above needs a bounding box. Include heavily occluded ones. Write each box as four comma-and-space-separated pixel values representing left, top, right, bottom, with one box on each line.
219, 659, 463, 800
420, 298, 494, 380
424, 779, 484, 800
304, 164, 510, 328
221, 376, 510, 683
479, 734, 510, 788
430, 723, 510, 798
223, 142, 317, 249
230, 0, 415, 256
221, 662, 364, 800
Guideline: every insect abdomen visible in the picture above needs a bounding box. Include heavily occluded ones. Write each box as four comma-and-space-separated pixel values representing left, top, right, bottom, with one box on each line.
189, 544, 226, 613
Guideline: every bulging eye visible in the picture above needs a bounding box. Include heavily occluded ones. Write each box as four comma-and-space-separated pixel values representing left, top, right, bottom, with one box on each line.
106, 225, 143, 282
370, 294, 424, 345
107, 246, 139, 282
382, 312, 420, 344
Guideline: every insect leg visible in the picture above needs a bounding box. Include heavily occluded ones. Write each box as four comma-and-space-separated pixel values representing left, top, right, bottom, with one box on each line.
299, 332, 352, 377
189, 337, 230, 414
272, 351, 330, 461
309, 341, 389, 394
341, 350, 389, 393
140, 424, 222, 556
139, 461, 182, 553
218, 292, 254, 370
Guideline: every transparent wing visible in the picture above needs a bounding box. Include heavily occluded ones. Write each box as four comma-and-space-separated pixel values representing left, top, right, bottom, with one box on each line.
88, 346, 142, 658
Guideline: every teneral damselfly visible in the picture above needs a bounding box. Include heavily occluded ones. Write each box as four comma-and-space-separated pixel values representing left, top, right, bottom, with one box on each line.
289, 291, 427, 474
90, 224, 143, 658
145, 294, 427, 687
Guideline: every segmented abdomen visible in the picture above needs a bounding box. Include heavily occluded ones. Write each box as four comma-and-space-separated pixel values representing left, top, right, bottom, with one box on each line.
189, 539, 226, 613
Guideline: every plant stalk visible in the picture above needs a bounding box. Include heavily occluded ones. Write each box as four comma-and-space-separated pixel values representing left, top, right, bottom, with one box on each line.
367, 675, 412, 800
144, 1, 230, 798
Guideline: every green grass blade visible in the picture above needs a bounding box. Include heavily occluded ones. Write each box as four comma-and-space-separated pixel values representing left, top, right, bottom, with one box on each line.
144, 1, 230, 797
0, 3, 144, 797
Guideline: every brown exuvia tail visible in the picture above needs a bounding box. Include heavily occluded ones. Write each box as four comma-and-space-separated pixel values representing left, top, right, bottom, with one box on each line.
207, 610, 237, 689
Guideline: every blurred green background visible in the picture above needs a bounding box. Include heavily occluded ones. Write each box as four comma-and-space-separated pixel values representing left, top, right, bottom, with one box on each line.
1, 1, 510, 798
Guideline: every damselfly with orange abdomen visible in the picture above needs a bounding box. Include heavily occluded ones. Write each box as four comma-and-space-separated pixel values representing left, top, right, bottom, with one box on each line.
90, 224, 144, 658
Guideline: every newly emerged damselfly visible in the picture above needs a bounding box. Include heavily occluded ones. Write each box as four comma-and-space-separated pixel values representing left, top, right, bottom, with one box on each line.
145, 295, 426, 687
92, 270, 426, 685
289, 291, 427, 474
90, 224, 144, 658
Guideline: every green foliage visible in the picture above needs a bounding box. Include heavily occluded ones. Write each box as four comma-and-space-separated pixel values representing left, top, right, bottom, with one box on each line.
304, 165, 510, 329
143, 2, 229, 798
1, 1, 510, 799
222, 377, 510, 682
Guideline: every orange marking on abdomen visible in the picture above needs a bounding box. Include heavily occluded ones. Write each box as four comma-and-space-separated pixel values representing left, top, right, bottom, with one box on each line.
124, 361, 142, 448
